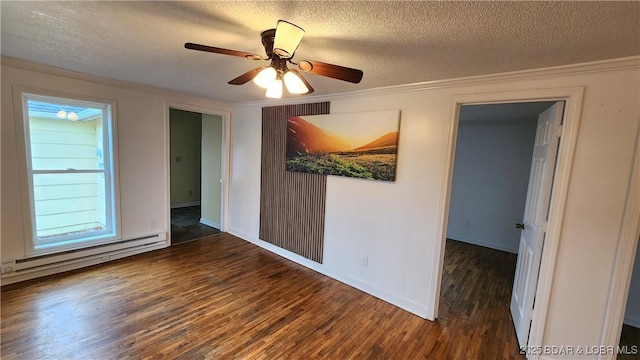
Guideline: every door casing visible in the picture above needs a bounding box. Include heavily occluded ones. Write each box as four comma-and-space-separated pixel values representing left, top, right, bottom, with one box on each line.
430, 87, 584, 358
164, 101, 231, 243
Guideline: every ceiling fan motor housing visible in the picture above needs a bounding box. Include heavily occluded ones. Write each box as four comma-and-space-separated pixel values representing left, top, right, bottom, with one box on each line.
261, 29, 276, 58
271, 57, 289, 74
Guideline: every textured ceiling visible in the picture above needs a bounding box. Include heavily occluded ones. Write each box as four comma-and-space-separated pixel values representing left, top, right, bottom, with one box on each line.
1, 1, 639, 103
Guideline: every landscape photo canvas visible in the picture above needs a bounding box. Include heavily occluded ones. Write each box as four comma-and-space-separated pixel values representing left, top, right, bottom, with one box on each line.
285, 110, 401, 181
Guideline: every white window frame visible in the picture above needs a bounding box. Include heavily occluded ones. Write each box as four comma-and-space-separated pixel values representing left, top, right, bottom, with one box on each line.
19, 91, 121, 256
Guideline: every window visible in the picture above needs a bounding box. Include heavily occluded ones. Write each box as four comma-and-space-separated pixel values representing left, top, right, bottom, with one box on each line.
22, 93, 119, 254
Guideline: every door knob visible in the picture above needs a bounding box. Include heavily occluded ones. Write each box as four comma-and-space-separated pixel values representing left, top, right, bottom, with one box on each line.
516, 223, 525, 230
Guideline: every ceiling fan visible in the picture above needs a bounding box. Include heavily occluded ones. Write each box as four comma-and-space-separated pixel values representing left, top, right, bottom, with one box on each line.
185, 20, 364, 98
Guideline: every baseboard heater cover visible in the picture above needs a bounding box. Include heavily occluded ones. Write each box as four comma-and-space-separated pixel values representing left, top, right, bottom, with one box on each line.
1, 233, 167, 280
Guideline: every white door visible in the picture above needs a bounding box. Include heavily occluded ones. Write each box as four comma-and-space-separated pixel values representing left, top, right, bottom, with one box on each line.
510, 101, 564, 348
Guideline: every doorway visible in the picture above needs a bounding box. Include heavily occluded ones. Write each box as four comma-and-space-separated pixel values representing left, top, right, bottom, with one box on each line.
169, 108, 224, 244
440, 101, 557, 349
431, 87, 586, 355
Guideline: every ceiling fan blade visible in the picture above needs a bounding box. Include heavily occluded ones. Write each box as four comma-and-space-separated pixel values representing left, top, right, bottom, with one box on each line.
185, 42, 263, 60
289, 69, 314, 94
297, 60, 363, 84
228, 67, 264, 85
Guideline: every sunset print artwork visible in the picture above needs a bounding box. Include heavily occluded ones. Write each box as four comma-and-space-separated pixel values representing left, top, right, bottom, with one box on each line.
285, 110, 401, 181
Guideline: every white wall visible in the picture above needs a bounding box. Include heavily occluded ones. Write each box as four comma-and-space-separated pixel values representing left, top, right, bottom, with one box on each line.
170, 108, 202, 208
625, 240, 640, 327
1, 58, 230, 262
228, 60, 639, 352
447, 118, 537, 253
201, 114, 223, 228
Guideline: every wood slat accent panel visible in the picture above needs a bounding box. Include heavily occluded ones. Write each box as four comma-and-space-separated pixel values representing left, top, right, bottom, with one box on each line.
259, 102, 330, 263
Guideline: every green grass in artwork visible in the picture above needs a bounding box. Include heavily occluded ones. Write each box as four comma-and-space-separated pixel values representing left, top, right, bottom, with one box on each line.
286, 151, 397, 181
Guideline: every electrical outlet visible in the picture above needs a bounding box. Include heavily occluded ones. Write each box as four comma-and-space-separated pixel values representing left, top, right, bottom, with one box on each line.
361, 256, 368, 267
149, 220, 156, 230
188, 190, 193, 196
176, 156, 182, 163
465, 220, 471, 228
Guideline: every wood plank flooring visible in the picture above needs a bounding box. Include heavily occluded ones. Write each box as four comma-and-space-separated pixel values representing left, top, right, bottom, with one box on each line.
1, 235, 524, 359
439, 239, 522, 359
619, 325, 640, 360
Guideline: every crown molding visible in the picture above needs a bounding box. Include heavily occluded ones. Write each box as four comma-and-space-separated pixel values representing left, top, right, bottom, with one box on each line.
1, 56, 165, 94
1, 56, 232, 111
235, 56, 640, 108
4, 55, 637, 110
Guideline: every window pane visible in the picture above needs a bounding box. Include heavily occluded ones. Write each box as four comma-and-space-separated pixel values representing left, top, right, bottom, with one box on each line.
27, 99, 105, 171
32, 173, 110, 244
24, 93, 118, 253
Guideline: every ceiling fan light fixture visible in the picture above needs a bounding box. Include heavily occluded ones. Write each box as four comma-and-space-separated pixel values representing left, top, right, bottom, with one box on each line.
253, 67, 277, 88
273, 20, 304, 59
265, 78, 283, 99
283, 71, 309, 94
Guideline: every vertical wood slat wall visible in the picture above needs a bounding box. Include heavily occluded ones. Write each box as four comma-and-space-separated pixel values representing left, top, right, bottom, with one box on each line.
259, 102, 330, 263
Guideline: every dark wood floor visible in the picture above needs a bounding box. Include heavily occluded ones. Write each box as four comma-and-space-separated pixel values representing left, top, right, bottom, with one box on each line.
1, 235, 525, 359
439, 239, 522, 359
619, 324, 640, 360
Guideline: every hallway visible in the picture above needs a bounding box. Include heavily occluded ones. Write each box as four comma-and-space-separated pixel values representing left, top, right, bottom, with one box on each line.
170, 206, 220, 244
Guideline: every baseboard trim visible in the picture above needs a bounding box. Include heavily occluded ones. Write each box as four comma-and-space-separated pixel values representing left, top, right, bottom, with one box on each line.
447, 233, 519, 254
170, 201, 201, 209
227, 227, 431, 319
200, 218, 220, 229
624, 314, 640, 328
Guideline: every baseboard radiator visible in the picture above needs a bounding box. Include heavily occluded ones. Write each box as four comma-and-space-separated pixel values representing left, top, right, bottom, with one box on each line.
1, 233, 168, 285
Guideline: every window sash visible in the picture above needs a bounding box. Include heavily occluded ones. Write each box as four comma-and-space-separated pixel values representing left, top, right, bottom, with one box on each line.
22, 93, 119, 255
32, 169, 108, 174
31, 171, 113, 247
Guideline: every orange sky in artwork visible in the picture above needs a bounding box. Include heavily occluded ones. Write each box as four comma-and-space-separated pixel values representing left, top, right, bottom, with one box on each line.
302, 110, 399, 148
